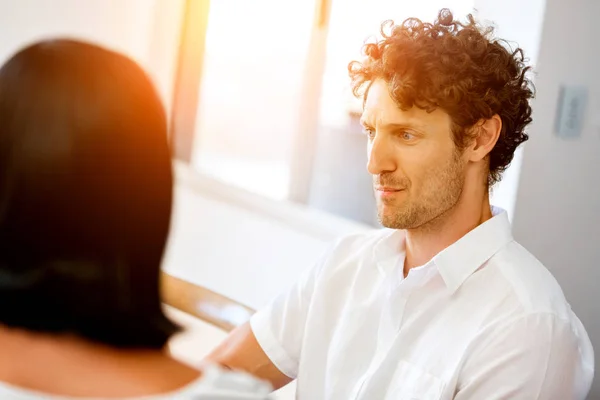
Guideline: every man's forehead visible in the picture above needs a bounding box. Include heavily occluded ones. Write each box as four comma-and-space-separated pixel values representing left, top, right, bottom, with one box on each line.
361, 82, 450, 129
363, 79, 396, 111
360, 104, 432, 129
362, 81, 417, 124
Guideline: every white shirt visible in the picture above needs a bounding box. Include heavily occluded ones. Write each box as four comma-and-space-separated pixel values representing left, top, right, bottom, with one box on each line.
0, 364, 272, 400
251, 207, 594, 399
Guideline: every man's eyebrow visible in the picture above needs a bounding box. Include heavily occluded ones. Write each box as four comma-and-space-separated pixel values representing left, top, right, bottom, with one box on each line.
359, 119, 425, 130
382, 122, 424, 130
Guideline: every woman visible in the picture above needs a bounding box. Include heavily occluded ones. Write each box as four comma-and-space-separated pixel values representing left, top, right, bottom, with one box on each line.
0, 39, 270, 399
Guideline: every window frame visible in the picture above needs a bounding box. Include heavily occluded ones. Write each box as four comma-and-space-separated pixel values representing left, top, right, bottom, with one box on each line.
169, 0, 333, 205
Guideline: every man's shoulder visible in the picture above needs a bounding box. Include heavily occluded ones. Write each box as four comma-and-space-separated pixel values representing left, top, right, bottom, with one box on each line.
488, 240, 571, 318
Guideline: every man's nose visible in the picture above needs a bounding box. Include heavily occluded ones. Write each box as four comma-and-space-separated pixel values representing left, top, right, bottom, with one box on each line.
367, 134, 395, 175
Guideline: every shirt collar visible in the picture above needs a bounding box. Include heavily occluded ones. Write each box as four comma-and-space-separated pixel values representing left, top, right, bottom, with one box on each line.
373, 207, 514, 293
434, 207, 513, 293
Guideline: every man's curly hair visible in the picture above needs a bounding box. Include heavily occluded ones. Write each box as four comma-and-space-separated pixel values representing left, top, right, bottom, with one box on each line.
348, 9, 534, 186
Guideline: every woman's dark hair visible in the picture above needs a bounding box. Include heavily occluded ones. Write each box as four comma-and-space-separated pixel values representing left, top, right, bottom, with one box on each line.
0, 39, 179, 349
349, 9, 534, 186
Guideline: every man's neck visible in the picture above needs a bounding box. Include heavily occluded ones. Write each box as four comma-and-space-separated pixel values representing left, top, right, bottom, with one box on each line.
403, 191, 493, 276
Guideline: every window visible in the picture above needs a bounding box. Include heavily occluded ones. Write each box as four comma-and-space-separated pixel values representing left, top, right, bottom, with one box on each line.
172, 0, 475, 224
187, 0, 318, 201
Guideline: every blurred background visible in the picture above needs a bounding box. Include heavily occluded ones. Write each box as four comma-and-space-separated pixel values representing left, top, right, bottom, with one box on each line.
0, 0, 597, 398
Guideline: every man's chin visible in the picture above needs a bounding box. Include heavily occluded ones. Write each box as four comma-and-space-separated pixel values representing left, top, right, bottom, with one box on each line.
377, 208, 407, 229
378, 199, 424, 229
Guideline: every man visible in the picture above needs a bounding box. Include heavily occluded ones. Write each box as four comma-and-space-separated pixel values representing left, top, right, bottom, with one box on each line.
207, 9, 594, 399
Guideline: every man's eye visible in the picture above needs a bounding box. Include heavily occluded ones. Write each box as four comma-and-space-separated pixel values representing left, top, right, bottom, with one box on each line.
401, 131, 415, 141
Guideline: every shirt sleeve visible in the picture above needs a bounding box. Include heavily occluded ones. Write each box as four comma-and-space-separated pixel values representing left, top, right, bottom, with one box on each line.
249, 248, 330, 379
455, 313, 593, 400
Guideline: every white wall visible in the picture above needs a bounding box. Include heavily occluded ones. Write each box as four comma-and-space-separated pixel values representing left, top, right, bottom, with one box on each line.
0, 0, 184, 112
510, 0, 600, 396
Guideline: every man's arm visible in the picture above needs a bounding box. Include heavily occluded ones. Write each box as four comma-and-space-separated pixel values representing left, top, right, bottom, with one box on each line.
455, 313, 593, 400
205, 322, 292, 390
203, 243, 337, 390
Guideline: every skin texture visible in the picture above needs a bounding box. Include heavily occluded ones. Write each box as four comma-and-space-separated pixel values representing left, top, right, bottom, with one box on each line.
362, 80, 467, 231
205, 323, 292, 390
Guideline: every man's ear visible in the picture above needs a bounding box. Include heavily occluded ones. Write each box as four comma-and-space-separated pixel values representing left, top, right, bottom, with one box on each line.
468, 114, 502, 162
